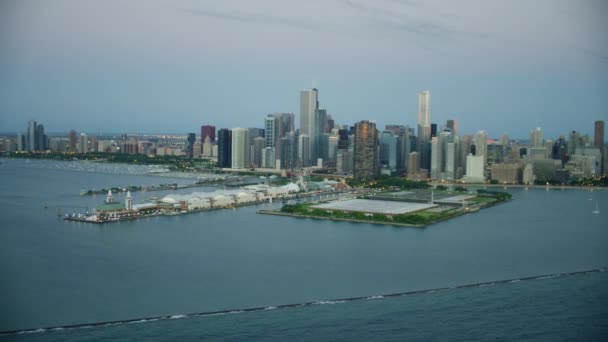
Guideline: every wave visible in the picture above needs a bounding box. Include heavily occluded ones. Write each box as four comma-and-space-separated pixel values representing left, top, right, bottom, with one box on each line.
1, 267, 604, 337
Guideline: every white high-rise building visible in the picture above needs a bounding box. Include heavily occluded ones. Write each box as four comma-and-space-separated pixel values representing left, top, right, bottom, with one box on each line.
530, 127, 544, 147
463, 154, 485, 183
300, 88, 318, 165
231, 128, 250, 169
418, 90, 431, 127
79, 133, 88, 153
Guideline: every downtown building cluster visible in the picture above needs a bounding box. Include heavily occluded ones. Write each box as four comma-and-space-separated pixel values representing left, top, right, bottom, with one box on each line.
3, 89, 606, 184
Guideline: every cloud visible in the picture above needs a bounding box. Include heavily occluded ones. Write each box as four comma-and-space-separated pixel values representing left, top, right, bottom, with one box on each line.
178, 8, 339, 35
339, 0, 490, 40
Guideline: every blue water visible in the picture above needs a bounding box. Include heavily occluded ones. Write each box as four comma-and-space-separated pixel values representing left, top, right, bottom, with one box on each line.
0, 158, 607, 340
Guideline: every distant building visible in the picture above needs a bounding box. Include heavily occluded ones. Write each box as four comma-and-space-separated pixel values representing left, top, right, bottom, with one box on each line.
300, 88, 318, 166
474, 130, 488, 167
407, 151, 421, 179
530, 127, 544, 148
186, 133, 196, 157
231, 128, 250, 169
69, 130, 78, 152
594, 120, 604, 149
417, 90, 431, 171
201, 125, 216, 144
217, 128, 232, 168
490, 163, 522, 184
298, 134, 310, 167
79, 133, 88, 153
462, 153, 485, 183
446, 119, 458, 136
353, 120, 379, 180
252, 137, 265, 167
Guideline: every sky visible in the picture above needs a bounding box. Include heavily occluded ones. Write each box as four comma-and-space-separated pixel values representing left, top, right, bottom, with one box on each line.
0, 0, 607, 139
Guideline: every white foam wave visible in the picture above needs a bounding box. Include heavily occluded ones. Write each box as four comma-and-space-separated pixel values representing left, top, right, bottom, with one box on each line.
365, 295, 384, 300
510, 279, 521, 283
313, 300, 346, 305
264, 306, 277, 310
17, 328, 46, 335
170, 315, 186, 320
479, 283, 495, 287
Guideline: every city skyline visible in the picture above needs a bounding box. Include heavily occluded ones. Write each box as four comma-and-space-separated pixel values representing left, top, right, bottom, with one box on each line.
1, 1, 607, 137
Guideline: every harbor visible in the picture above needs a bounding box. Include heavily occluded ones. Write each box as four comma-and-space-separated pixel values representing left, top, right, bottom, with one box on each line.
65, 178, 355, 224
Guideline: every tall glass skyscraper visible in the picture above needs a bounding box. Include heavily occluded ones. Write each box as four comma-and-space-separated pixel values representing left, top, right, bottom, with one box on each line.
299, 88, 318, 166
417, 90, 431, 171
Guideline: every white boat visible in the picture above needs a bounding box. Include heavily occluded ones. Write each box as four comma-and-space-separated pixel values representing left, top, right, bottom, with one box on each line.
592, 204, 600, 214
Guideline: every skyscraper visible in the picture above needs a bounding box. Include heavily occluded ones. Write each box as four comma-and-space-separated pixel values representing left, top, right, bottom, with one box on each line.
300, 88, 318, 165
264, 116, 277, 148
353, 120, 379, 180
446, 119, 458, 136
186, 133, 196, 157
27, 120, 37, 151
298, 134, 310, 167
595, 120, 605, 149
36, 124, 46, 151
69, 130, 78, 152
530, 127, 544, 147
201, 125, 215, 144
79, 133, 88, 153
474, 130, 488, 167
231, 128, 250, 169
417, 90, 431, 171
217, 128, 232, 168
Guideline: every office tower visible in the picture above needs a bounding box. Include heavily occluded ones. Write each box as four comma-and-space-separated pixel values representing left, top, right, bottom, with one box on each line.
326, 115, 334, 132
230, 127, 250, 169
407, 152, 420, 178
314, 108, 327, 160
253, 137, 265, 168
201, 125, 216, 144
16, 133, 25, 151
298, 134, 310, 167
217, 128, 232, 168
248, 128, 265, 143
431, 123, 437, 138
385, 124, 405, 136
280, 132, 298, 169
568, 131, 579, 156
595, 120, 605, 149
446, 119, 458, 136
265, 116, 277, 147
398, 127, 413, 174
202, 135, 213, 157
474, 130, 488, 167
337, 129, 349, 149
328, 135, 339, 164
417, 90, 431, 171
262, 147, 276, 168
379, 131, 398, 174
69, 130, 78, 152
186, 133, 196, 157
27, 120, 37, 151
79, 133, 88, 153
430, 137, 441, 179
463, 154, 485, 183
231, 128, 250, 169
300, 88, 318, 165
36, 124, 46, 151
500, 133, 509, 145
336, 148, 353, 175
530, 127, 544, 147
353, 120, 379, 179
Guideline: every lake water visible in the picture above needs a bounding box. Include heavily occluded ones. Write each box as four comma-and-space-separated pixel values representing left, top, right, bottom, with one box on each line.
0, 158, 606, 340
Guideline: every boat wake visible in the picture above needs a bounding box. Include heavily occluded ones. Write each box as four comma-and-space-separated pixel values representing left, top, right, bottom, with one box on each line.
1, 268, 605, 337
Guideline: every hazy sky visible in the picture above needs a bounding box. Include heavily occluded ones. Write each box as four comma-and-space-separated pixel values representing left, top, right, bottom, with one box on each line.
1, 0, 607, 138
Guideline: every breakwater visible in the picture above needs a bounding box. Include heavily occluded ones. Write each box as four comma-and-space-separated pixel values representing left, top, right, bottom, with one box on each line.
2, 268, 604, 337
